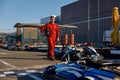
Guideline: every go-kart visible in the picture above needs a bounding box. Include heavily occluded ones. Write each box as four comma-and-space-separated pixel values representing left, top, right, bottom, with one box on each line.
54, 44, 103, 62
54, 44, 120, 71
43, 62, 118, 80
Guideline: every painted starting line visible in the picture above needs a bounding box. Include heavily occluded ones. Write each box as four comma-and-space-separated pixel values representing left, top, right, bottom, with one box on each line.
0, 69, 43, 77
0, 69, 44, 80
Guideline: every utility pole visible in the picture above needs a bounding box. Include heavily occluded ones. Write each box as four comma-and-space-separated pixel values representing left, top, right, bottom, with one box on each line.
98, 0, 100, 44
88, 0, 90, 41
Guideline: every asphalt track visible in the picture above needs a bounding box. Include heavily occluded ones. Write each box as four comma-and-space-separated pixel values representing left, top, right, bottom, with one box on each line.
0, 48, 60, 80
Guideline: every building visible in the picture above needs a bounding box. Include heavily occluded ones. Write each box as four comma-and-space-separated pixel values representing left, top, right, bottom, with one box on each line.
61, 0, 120, 44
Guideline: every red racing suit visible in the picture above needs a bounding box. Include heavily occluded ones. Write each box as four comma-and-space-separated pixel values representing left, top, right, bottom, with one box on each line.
40, 23, 60, 58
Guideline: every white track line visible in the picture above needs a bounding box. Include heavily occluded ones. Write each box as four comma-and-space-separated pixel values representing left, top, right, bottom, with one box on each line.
17, 70, 43, 80
0, 53, 9, 54
0, 59, 16, 68
4, 71, 15, 75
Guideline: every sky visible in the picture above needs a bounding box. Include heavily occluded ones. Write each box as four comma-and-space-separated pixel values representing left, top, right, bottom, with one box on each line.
0, 0, 77, 33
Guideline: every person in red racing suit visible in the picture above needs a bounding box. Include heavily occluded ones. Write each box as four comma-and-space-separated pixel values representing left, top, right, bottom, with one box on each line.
40, 16, 60, 61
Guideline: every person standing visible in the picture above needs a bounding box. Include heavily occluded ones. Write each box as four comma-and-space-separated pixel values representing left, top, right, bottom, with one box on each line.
40, 15, 60, 61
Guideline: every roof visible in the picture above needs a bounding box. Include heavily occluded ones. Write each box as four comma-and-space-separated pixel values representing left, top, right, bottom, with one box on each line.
59, 24, 77, 29
14, 23, 44, 28
14, 23, 78, 29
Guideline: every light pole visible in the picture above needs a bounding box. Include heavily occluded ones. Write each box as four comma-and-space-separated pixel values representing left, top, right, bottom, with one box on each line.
88, 0, 90, 41
97, 0, 100, 44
